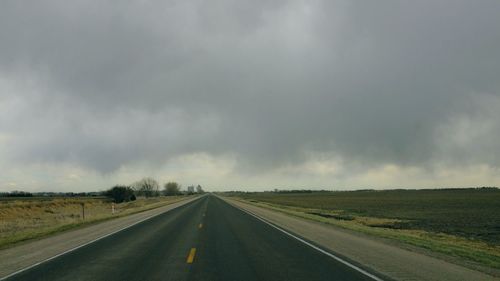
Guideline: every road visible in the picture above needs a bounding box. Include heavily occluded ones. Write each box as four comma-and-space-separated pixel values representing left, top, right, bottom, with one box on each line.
6, 195, 380, 281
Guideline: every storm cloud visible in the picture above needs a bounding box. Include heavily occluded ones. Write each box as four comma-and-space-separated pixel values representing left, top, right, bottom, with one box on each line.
1, 1, 500, 191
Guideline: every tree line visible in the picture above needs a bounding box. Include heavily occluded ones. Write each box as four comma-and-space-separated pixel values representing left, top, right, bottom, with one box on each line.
104, 177, 204, 203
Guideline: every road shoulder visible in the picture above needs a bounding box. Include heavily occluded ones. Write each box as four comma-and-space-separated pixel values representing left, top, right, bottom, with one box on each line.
221, 196, 498, 281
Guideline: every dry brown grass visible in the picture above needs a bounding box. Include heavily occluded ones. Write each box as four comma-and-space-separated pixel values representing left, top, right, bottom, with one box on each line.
0, 196, 187, 248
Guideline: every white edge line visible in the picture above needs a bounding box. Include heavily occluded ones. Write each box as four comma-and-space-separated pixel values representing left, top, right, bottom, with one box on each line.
223, 198, 385, 281
0, 196, 202, 281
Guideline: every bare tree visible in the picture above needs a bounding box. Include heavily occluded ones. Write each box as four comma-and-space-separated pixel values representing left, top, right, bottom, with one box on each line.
133, 177, 160, 197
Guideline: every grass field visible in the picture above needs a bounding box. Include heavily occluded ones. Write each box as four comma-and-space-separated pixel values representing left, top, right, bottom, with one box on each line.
228, 188, 500, 270
0, 196, 188, 249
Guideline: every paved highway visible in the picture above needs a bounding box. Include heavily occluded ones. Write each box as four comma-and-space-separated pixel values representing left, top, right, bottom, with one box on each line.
6, 195, 380, 281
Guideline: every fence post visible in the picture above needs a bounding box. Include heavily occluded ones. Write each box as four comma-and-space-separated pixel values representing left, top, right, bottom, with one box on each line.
81, 202, 85, 220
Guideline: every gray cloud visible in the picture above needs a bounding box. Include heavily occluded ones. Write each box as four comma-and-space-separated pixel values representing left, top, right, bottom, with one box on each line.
1, 1, 500, 189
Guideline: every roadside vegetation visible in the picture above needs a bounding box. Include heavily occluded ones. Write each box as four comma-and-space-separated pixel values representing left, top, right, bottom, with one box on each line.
104, 186, 136, 203
0, 178, 205, 249
225, 188, 500, 271
164, 182, 182, 196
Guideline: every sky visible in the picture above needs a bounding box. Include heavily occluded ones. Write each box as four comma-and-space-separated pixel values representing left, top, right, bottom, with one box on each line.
1, 1, 500, 192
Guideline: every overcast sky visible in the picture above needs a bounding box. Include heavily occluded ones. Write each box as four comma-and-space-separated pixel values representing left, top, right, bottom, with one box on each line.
1, 1, 500, 192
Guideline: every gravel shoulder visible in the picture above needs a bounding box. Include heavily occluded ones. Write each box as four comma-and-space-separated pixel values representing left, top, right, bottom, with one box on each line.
222, 196, 499, 281
0, 196, 201, 279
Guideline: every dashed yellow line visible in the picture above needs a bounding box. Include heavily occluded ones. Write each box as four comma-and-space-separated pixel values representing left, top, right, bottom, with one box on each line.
186, 248, 196, 264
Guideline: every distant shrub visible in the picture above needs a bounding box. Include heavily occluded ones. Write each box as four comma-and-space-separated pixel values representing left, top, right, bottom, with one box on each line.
163, 182, 181, 196
105, 186, 136, 203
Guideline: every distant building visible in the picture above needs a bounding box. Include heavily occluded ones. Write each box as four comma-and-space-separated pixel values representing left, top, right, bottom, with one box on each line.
187, 185, 195, 194
196, 185, 204, 193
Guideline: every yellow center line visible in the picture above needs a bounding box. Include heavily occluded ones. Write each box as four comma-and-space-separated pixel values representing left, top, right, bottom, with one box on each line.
186, 248, 196, 264
198, 223, 203, 229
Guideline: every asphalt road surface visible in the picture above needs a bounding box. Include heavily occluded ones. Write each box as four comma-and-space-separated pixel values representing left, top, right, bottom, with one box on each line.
6, 195, 380, 281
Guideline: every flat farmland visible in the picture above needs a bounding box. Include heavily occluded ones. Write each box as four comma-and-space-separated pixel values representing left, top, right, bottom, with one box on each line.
232, 188, 500, 270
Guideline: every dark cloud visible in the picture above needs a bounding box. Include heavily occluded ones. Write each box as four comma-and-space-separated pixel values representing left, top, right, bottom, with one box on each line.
1, 1, 500, 185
